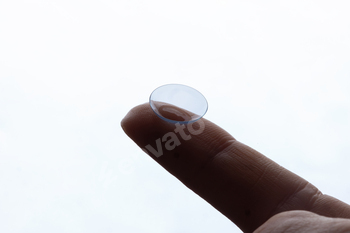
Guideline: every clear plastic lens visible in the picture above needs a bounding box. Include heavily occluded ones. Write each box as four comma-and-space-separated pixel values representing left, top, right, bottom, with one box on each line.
149, 84, 208, 124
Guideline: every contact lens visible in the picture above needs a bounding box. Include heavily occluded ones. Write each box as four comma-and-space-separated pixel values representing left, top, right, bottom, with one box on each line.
149, 84, 208, 124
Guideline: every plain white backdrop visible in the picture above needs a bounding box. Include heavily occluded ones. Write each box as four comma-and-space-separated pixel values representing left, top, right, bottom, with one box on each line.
1, 0, 350, 232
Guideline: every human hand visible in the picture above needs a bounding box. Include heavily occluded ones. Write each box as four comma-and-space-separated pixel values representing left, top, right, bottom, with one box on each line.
121, 103, 350, 233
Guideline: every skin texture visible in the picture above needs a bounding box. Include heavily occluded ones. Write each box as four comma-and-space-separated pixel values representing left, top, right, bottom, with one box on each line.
121, 103, 350, 233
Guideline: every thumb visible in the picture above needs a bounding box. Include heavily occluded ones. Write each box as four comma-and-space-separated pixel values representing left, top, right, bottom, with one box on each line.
254, 210, 350, 233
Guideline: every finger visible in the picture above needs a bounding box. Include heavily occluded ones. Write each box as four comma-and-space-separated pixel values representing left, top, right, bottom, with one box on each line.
121, 103, 350, 233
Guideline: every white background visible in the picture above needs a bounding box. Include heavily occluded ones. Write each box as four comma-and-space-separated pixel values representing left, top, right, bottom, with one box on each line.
1, 1, 350, 232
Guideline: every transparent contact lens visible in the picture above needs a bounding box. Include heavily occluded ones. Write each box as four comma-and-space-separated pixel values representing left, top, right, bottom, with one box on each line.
149, 84, 208, 124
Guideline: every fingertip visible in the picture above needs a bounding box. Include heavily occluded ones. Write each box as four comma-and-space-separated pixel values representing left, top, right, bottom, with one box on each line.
121, 103, 148, 127
121, 103, 153, 137
121, 103, 177, 149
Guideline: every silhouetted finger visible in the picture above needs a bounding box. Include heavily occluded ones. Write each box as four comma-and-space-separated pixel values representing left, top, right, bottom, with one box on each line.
121, 103, 350, 233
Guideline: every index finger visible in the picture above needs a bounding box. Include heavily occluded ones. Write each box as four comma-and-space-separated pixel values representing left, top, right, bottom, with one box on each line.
121, 103, 350, 233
